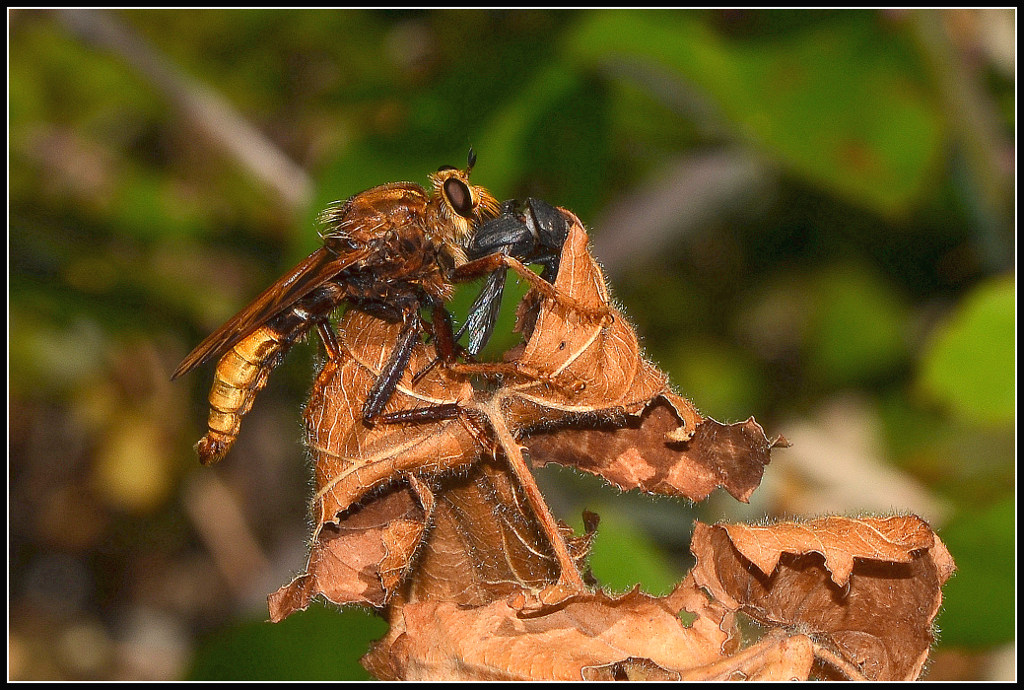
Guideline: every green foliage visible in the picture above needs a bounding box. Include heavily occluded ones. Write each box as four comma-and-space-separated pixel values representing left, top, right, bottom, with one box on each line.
918, 276, 1015, 426
567, 10, 945, 216
664, 339, 767, 423
806, 263, 911, 388
587, 506, 682, 597
187, 605, 387, 680
934, 497, 1016, 647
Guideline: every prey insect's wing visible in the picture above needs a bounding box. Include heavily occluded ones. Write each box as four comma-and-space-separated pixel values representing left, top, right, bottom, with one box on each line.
457, 268, 507, 356
172, 245, 372, 379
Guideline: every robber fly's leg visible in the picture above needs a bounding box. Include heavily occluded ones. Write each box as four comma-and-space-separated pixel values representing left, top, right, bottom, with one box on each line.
444, 359, 587, 397
377, 401, 496, 456
315, 319, 340, 360
410, 354, 441, 388
456, 254, 612, 324
378, 403, 462, 425
361, 311, 420, 425
452, 251, 509, 282
507, 255, 613, 324
429, 301, 459, 364
410, 302, 463, 386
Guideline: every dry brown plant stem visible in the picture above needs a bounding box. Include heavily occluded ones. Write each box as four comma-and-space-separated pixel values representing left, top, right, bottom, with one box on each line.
810, 641, 869, 681
473, 394, 587, 592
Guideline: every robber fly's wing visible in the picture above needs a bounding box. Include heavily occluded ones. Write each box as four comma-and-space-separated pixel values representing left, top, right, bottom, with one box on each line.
172, 245, 371, 379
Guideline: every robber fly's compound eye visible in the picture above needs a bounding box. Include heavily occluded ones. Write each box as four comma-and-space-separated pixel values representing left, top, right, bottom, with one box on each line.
444, 177, 474, 218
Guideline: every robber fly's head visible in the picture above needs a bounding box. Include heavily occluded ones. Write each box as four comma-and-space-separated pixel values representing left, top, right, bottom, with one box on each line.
427, 150, 501, 252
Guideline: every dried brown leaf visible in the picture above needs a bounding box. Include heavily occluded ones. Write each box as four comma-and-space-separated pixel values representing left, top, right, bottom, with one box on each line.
581, 656, 683, 681
268, 309, 487, 620
268, 476, 434, 619
714, 514, 939, 586
492, 211, 780, 503
525, 395, 782, 502
684, 631, 816, 681
402, 456, 595, 607
498, 215, 686, 430
303, 310, 480, 523
363, 580, 739, 681
689, 517, 955, 680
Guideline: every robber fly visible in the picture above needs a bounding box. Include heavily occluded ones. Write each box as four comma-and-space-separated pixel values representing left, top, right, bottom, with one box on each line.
174, 151, 501, 464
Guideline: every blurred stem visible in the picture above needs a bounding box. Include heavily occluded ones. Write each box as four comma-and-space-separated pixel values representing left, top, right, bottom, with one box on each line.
183, 473, 270, 601
908, 9, 1013, 271
591, 150, 770, 278
587, 57, 775, 279
55, 8, 313, 212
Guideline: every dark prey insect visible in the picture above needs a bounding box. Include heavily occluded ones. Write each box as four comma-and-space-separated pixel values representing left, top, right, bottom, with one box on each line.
455, 197, 571, 356
173, 152, 500, 465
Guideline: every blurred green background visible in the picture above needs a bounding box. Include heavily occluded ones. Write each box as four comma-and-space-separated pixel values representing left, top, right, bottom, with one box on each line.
8, 9, 1015, 681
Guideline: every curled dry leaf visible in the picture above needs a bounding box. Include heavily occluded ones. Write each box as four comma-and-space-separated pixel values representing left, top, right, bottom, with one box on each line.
705, 514, 943, 587
685, 630, 816, 682
490, 210, 781, 503
365, 571, 827, 681
525, 398, 785, 503
689, 517, 956, 681
497, 212, 677, 427
363, 578, 744, 681
303, 310, 481, 523
268, 475, 435, 618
